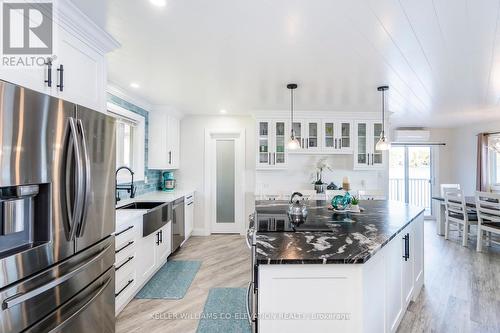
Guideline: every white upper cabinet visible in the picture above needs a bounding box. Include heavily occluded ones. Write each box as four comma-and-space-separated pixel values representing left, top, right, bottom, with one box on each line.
291, 120, 322, 152
54, 29, 106, 111
354, 121, 385, 170
148, 111, 181, 170
322, 120, 353, 153
255, 113, 385, 170
257, 120, 288, 169
0, 0, 119, 112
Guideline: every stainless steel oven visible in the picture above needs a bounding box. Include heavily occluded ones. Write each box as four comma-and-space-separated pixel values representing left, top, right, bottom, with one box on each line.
0, 80, 116, 332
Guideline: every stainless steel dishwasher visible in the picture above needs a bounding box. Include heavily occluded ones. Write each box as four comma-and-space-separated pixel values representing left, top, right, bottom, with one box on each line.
172, 197, 185, 252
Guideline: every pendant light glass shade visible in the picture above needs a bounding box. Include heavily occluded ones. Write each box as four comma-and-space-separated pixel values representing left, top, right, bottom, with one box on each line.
376, 85, 391, 151
376, 134, 391, 151
287, 135, 301, 150
287, 83, 300, 150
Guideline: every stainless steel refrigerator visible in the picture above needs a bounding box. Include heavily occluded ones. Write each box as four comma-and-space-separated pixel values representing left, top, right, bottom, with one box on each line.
0, 80, 116, 332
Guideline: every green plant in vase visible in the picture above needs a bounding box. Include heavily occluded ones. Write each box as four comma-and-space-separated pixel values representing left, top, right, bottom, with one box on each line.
350, 196, 360, 212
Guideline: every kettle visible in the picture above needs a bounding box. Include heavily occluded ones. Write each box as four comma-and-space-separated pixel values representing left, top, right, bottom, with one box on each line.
287, 192, 308, 224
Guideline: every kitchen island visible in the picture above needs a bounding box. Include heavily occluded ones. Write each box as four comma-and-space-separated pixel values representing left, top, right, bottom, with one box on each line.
250, 200, 425, 333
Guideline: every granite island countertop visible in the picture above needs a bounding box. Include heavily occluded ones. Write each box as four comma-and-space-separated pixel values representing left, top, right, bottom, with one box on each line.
254, 200, 424, 265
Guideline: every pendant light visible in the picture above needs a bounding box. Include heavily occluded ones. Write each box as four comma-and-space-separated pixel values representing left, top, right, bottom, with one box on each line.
375, 85, 391, 151
286, 83, 301, 150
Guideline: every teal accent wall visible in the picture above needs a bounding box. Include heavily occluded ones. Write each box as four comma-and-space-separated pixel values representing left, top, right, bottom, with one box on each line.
108, 93, 162, 198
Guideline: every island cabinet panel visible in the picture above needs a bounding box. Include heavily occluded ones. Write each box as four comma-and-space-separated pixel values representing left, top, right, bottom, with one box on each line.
258, 265, 363, 333
257, 213, 425, 333
412, 217, 425, 294
385, 233, 404, 333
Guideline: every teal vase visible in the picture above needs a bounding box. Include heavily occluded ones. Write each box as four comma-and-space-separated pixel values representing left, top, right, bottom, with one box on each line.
331, 192, 352, 210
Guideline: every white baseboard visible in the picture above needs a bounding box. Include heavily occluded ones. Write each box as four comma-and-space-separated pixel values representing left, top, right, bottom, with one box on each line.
192, 228, 209, 236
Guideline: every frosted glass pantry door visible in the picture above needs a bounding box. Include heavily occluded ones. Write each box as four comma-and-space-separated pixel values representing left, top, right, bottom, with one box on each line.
216, 140, 236, 224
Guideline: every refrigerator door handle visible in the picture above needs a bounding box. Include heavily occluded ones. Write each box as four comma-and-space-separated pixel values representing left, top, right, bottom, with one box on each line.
40, 276, 111, 332
76, 119, 91, 237
67, 118, 85, 241
2, 242, 112, 309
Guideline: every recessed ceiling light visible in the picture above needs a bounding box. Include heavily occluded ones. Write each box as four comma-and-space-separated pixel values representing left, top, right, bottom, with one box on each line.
219, 109, 227, 114
150, 0, 167, 7
130, 82, 140, 89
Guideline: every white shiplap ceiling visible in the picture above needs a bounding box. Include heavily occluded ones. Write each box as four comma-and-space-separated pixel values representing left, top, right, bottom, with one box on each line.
76, 0, 500, 127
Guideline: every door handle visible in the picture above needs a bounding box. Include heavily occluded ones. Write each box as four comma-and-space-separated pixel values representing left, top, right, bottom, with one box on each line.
3, 243, 112, 309
273, 152, 276, 165
156, 232, 160, 245
403, 233, 410, 261
66, 118, 84, 242
40, 276, 112, 332
168, 151, 172, 165
268, 152, 271, 165
334, 138, 337, 149
57, 64, 64, 91
159, 229, 163, 243
246, 282, 253, 324
44, 58, 52, 87
76, 119, 91, 237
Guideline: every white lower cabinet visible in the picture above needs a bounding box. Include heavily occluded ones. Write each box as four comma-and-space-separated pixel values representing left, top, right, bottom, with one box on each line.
257, 214, 424, 333
115, 218, 172, 315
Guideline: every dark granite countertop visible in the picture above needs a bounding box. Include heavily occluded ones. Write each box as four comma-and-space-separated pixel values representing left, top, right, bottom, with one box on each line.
254, 200, 424, 264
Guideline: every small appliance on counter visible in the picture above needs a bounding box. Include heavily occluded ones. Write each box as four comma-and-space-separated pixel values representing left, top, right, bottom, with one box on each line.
162, 171, 176, 192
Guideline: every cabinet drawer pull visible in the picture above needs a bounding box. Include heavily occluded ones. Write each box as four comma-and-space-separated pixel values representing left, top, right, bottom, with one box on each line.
116, 256, 134, 271
115, 225, 134, 237
115, 279, 134, 297
187, 202, 193, 206
115, 241, 134, 254
186, 195, 193, 200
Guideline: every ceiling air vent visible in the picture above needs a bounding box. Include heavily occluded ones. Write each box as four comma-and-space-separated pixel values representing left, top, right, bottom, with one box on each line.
394, 129, 430, 142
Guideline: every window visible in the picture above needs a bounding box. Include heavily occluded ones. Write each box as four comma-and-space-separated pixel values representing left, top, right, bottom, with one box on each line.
107, 102, 145, 183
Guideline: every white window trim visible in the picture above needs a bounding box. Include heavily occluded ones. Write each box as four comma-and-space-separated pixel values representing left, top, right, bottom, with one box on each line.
107, 102, 146, 183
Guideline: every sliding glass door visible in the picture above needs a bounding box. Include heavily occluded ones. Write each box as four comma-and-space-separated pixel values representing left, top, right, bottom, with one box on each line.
389, 146, 433, 216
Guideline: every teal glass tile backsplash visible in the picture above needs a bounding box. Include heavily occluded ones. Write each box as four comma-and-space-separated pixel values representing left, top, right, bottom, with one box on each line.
108, 93, 162, 198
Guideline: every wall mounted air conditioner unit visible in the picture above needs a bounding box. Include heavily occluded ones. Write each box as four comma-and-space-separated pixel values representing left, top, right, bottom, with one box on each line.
394, 129, 430, 142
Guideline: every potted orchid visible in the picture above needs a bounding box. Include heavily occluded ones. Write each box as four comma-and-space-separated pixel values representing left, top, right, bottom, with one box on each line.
312, 158, 332, 193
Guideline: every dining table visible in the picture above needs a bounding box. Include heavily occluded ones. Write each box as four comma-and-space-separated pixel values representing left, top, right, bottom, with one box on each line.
431, 196, 478, 236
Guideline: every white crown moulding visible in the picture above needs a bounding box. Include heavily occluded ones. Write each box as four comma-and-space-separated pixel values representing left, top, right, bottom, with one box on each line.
55, 0, 121, 55
252, 110, 385, 120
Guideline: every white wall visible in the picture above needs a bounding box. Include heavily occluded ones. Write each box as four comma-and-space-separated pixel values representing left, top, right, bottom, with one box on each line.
427, 121, 500, 196
176, 115, 256, 235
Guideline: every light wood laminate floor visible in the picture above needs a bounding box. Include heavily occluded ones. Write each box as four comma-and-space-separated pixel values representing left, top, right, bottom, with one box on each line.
116, 222, 500, 333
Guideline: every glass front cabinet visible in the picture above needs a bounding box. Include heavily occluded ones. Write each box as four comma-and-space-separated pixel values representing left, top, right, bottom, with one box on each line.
353, 121, 385, 170
257, 120, 289, 169
290, 120, 322, 152
322, 120, 353, 153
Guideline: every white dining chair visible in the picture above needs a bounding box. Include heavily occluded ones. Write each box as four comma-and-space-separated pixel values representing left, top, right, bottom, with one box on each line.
475, 191, 500, 252
358, 189, 386, 200
440, 184, 460, 197
444, 189, 477, 247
